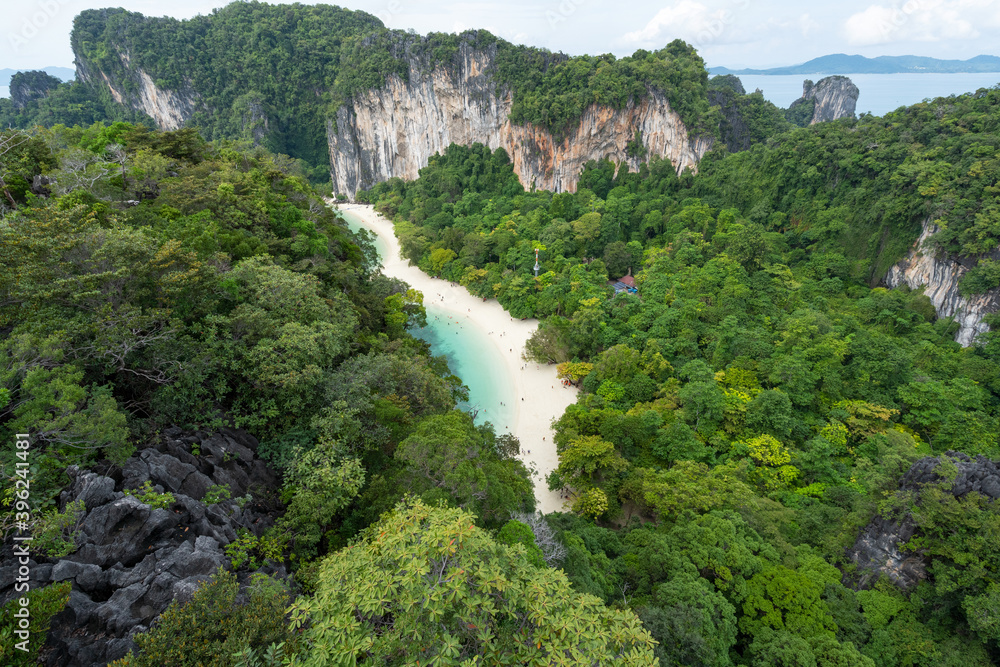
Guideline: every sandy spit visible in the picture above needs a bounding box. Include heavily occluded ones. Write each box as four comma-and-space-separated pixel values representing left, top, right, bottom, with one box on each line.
335, 203, 577, 514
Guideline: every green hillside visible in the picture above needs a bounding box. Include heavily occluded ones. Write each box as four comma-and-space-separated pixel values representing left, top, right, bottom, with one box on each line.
0, 2, 729, 182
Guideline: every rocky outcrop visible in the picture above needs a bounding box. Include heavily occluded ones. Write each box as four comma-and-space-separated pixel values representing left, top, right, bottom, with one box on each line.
0, 427, 283, 666
885, 219, 1000, 346
900, 451, 1000, 498
76, 53, 200, 130
787, 75, 858, 125
9, 70, 62, 109
846, 451, 1000, 590
707, 75, 752, 153
846, 514, 923, 590
328, 42, 711, 199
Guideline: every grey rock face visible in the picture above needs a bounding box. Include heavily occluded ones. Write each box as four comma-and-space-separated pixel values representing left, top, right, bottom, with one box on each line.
0, 427, 281, 667
789, 76, 859, 124
75, 56, 200, 131
846, 451, 1000, 590
76, 34, 711, 201
327, 41, 712, 199
885, 219, 1000, 346
846, 515, 924, 589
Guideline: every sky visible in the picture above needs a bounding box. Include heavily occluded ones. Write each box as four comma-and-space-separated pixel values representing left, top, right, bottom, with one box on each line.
3, 0, 999, 73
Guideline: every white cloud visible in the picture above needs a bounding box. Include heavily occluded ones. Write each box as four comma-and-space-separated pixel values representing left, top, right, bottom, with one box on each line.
842, 0, 992, 46
622, 1, 733, 48
799, 13, 820, 37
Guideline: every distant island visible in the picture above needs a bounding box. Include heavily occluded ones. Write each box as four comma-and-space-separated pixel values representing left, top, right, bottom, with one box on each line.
0, 66, 74, 86
711, 53, 1000, 75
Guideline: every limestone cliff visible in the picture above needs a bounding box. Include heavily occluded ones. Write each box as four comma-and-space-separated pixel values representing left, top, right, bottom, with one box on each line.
787, 75, 859, 125
75, 53, 200, 131
885, 219, 1000, 346
328, 43, 711, 199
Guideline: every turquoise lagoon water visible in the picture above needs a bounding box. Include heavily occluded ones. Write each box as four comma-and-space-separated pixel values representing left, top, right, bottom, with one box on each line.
409, 305, 515, 432
341, 209, 515, 432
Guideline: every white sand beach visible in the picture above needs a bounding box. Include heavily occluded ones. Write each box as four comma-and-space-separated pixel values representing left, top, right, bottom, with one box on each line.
336, 203, 577, 514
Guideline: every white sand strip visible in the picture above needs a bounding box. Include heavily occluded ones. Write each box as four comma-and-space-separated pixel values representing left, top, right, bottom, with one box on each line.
336, 203, 577, 514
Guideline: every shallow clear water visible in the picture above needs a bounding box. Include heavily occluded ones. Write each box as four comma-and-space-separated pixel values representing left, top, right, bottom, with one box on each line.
732, 73, 1000, 116
409, 305, 515, 432
341, 208, 515, 432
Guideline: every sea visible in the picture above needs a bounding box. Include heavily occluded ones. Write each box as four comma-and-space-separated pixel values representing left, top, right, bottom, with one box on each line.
0, 86, 8, 98
730, 72, 1000, 116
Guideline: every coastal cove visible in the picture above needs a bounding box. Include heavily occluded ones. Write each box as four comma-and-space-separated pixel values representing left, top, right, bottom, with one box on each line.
337, 202, 577, 514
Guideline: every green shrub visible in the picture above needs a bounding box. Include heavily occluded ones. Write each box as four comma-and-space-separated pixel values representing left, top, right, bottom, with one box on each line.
203, 484, 231, 505
31, 499, 86, 558
125, 481, 175, 510
0, 581, 71, 665
112, 569, 297, 667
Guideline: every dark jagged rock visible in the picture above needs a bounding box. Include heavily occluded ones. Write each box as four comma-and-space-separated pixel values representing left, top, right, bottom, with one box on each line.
846, 515, 924, 590
787, 75, 859, 125
0, 427, 283, 667
899, 450, 1000, 498
845, 451, 999, 591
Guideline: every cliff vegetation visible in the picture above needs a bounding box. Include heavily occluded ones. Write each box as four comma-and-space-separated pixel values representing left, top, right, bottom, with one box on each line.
62, 2, 721, 182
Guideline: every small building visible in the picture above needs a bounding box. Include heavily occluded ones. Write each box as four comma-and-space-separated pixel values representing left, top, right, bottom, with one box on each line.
608, 273, 638, 295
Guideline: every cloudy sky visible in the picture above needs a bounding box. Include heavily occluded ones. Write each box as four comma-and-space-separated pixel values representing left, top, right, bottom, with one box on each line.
4, 0, 999, 72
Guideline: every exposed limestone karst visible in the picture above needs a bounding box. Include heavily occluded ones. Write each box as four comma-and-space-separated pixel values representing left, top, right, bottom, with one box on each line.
76, 40, 711, 199
75, 54, 200, 131
846, 450, 1000, 590
787, 75, 859, 125
0, 427, 283, 667
328, 43, 710, 198
886, 219, 1000, 346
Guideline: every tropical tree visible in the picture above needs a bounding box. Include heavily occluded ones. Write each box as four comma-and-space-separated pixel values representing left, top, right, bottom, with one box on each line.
288, 500, 657, 665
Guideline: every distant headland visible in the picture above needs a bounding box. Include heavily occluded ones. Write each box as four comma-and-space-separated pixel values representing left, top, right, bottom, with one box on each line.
711, 54, 1000, 76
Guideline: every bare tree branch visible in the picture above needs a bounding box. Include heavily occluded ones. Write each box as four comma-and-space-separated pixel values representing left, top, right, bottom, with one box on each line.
510, 511, 567, 566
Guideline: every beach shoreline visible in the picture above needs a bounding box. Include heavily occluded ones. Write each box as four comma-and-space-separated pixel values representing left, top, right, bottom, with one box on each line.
335, 202, 577, 514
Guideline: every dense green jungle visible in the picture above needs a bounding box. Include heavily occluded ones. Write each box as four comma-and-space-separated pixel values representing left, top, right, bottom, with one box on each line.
1, 2, 1000, 666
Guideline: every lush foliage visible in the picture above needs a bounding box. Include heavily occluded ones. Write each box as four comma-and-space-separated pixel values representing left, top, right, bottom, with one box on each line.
8, 20, 1000, 663
0, 71, 144, 131
707, 74, 792, 152
361, 123, 1000, 662
0, 122, 533, 579
0, 582, 71, 665
287, 499, 657, 665
693, 84, 1000, 275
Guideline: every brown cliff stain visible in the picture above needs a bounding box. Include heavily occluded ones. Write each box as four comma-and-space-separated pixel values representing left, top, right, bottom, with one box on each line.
82, 42, 711, 204
327, 46, 710, 198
